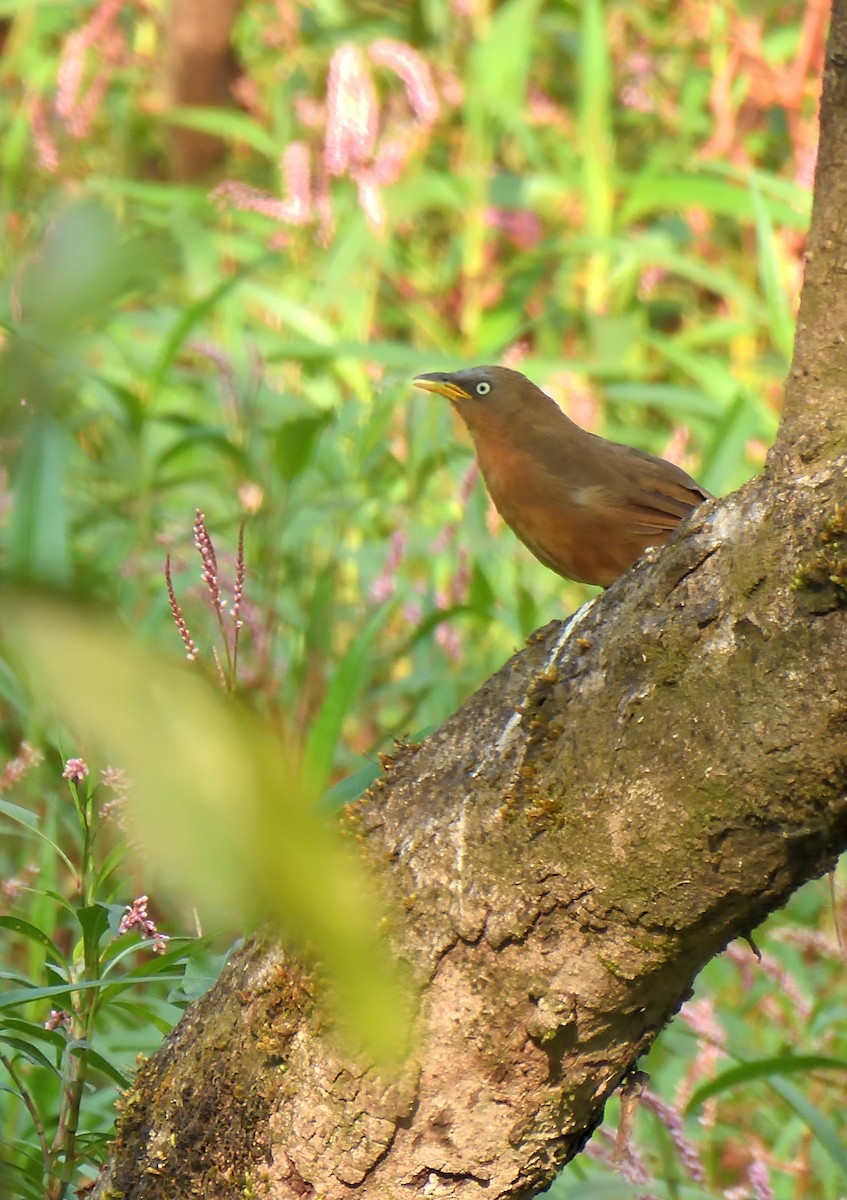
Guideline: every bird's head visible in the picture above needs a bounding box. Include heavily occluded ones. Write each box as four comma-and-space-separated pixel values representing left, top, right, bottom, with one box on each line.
413, 365, 545, 420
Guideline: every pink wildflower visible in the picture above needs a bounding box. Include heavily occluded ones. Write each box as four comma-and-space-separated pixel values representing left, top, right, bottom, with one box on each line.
118, 895, 169, 954
44, 1009, 72, 1033
0, 743, 43, 794
368, 39, 439, 126
62, 758, 89, 782
325, 45, 378, 175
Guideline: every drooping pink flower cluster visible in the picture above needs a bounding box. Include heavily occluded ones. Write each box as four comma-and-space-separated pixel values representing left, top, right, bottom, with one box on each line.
118, 894, 169, 953
56, 0, 129, 139
641, 1089, 706, 1185
166, 554, 200, 662
0, 743, 43, 794
216, 37, 440, 236
99, 766, 132, 822
1, 862, 39, 909
44, 1008, 72, 1033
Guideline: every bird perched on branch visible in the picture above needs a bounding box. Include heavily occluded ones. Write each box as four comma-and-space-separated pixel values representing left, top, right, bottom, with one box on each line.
413, 365, 711, 588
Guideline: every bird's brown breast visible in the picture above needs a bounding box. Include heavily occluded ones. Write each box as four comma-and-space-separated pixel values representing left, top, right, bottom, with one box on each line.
467, 411, 708, 587
412, 364, 710, 587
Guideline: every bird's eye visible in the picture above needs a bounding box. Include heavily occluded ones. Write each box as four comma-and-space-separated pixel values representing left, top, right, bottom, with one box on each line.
475, 381, 491, 396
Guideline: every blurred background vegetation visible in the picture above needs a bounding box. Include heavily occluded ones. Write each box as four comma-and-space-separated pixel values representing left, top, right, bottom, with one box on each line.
0, 1, 844, 1198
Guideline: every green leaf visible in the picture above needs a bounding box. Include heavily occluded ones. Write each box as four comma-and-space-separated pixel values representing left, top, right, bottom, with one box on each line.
303, 604, 395, 795
0, 798, 39, 830
687, 1054, 847, 1111
68, 1042, 130, 1088
319, 761, 382, 813
273, 413, 332, 483
166, 944, 231, 1005
0, 916, 65, 964
619, 171, 810, 232
147, 254, 274, 398
163, 107, 279, 159
3, 593, 410, 1062
6, 420, 71, 587
768, 1077, 847, 1177
750, 180, 796, 362
0, 1017, 69, 1051
0, 1035, 59, 1076
0, 977, 188, 1012
76, 904, 111, 964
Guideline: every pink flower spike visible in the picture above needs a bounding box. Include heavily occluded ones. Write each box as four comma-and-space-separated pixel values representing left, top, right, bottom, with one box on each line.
193, 510, 224, 612
101, 766, 130, 794
355, 172, 387, 231
55, 0, 125, 138
0, 742, 43, 794
31, 97, 59, 173
371, 529, 407, 601
325, 45, 378, 176
748, 1156, 774, 1200
279, 141, 313, 224
212, 181, 290, 222
368, 39, 439, 126
166, 554, 200, 661
641, 1090, 705, 1184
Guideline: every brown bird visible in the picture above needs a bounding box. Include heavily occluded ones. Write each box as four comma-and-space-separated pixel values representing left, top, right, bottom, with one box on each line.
413, 365, 711, 587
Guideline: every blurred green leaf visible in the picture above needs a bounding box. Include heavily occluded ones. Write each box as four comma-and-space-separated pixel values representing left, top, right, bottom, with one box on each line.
303, 604, 395, 795
3, 593, 409, 1061
466, 0, 543, 126
750, 181, 795, 363
687, 1054, 847, 1111
619, 171, 810, 232
68, 1042, 129, 1088
10, 201, 147, 338
273, 412, 332, 482
77, 904, 111, 961
164, 108, 279, 159
0, 916, 64, 963
768, 1077, 847, 1177
6, 420, 71, 587
579, 0, 613, 241
147, 254, 274, 398
0, 1036, 59, 1076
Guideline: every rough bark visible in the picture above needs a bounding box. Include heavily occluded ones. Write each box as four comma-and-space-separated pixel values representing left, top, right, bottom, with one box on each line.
165, 0, 241, 181
95, 6, 847, 1200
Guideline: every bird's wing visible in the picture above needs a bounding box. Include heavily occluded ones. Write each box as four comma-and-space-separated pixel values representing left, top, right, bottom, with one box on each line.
536, 437, 711, 533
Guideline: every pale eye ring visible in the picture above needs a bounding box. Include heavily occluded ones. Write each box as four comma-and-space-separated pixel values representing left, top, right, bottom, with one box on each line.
475, 381, 491, 396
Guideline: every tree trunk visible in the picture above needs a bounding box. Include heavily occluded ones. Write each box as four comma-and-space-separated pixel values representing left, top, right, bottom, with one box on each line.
95, 6, 847, 1199
165, 0, 241, 181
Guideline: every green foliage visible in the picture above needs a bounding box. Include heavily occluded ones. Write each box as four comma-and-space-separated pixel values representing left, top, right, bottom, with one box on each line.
0, 0, 840, 1197
0, 748, 205, 1200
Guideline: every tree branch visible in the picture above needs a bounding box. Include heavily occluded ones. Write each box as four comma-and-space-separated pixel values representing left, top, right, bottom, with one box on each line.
95, 6, 847, 1199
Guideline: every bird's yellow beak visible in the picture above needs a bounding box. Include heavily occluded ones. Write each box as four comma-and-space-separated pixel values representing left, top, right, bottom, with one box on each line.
413, 373, 472, 403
